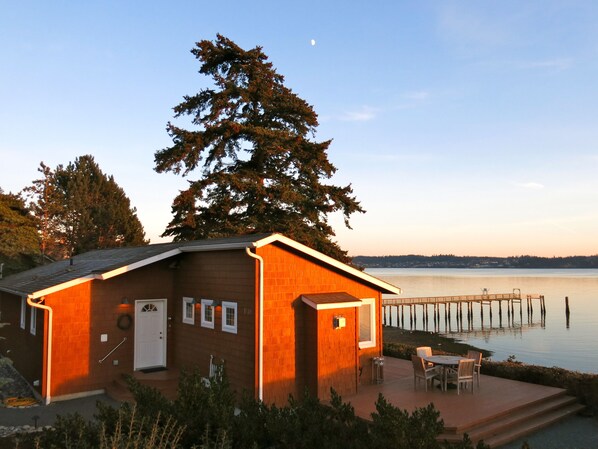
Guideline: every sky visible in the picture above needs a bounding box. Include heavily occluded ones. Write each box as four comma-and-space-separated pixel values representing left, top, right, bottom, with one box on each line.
1, 1, 598, 257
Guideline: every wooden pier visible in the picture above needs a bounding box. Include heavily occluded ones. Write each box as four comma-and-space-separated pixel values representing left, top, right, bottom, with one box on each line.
382, 289, 546, 332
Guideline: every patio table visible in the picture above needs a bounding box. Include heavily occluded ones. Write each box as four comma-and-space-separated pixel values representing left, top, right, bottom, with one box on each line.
423, 355, 468, 391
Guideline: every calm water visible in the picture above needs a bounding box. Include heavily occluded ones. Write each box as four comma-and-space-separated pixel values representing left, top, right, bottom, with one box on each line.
368, 268, 598, 374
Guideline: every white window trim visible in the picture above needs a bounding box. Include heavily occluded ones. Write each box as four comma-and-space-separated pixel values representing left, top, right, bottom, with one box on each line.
30, 306, 37, 336
200, 299, 215, 329
182, 297, 195, 325
358, 297, 376, 349
20, 297, 26, 329
221, 301, 237, 334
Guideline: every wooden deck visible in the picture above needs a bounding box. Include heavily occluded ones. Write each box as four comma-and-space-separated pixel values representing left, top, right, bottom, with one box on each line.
347, 357, 583, 448
107, 359, 583, 448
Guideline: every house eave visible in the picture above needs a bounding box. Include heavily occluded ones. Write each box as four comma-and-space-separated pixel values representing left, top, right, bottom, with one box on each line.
29, 275, 96, 300
254, 234, 403, 295
97, 248, 184, 280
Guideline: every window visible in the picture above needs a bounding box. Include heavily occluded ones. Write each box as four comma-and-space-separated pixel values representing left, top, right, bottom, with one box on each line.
182, 297, 195, 325
221, 301, 237, 334
30, 306, 37, 336
358, 298, 376, 349
200, 299, 215, 329
20, 297, 26, 329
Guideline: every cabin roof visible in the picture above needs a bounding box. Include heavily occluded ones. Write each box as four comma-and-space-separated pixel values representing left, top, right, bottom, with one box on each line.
0, 233, 401, 298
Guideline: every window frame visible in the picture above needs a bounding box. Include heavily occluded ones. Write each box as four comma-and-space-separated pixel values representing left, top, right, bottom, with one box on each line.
182, 297, 195, 325
20, 297, 26, 329
358, 297, 376, 349
200, 299, 215, 329
221, 301, 237, 334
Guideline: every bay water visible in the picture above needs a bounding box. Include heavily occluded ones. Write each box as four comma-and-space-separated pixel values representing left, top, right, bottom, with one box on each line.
368, 268, 598, 374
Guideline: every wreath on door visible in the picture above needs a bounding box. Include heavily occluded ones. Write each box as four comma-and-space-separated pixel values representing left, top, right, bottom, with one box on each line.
117, 313, 133, 330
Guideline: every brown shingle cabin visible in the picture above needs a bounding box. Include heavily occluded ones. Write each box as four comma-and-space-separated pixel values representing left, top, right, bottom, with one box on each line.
0, 233, 401, 405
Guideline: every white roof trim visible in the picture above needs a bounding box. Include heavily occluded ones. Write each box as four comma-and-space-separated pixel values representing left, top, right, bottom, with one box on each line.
180, 242, 256, 252
253, 234, 402, 295
14, 233, 401, 298
30, 275, 96, 299
301, 296, 363, 310
98, 248, 183, 280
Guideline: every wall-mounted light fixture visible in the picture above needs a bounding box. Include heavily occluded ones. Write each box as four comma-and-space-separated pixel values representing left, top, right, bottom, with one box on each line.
121, 297, 130, 305
333, 315, 346, 329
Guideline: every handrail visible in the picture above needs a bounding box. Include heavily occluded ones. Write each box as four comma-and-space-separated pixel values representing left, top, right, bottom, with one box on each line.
99, 337, 127, 364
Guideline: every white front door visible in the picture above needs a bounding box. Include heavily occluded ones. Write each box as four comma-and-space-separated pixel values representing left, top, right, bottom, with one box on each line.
134, 299, 167, 370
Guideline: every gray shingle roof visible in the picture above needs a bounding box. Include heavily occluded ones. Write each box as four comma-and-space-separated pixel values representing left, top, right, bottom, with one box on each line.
0, 232, 402, 298
0, 233, 274, 297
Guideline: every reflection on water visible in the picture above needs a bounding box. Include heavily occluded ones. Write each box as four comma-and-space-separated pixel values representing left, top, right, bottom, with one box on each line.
369, 268, 598, 374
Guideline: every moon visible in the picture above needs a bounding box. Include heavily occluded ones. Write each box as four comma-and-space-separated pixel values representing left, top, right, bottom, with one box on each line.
310, 39, 316, 46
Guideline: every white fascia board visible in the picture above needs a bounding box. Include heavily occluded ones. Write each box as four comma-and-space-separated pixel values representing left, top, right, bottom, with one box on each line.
98, 248, 183, 280
180, 242, 257, 252
301, 297, 363, 310
30, 275, 96, 299
254, 234, 403, 295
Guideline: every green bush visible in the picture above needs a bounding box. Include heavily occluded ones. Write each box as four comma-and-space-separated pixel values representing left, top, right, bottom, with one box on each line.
31, 406, 184, 449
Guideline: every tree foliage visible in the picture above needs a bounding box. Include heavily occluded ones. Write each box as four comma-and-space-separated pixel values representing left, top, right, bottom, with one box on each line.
0, 189, 40, 275
25, 155, 147, 259
155, 34, 363, 262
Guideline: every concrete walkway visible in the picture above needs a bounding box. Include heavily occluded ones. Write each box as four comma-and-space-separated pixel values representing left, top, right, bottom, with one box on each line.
0, 394, 119, 428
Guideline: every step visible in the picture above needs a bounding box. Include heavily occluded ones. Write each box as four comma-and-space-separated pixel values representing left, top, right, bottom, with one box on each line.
438, 395, 584, 447
105, 380, 133, 403
465, 394, 578, 440
443, 390, 568, 434
106, 371, 179, 402
484, 403, 585, 448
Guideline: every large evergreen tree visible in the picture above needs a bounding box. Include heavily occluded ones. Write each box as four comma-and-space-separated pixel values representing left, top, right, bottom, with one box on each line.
25, 156, 148, 258
0, 189, 40, 275
155, 34, 363, 262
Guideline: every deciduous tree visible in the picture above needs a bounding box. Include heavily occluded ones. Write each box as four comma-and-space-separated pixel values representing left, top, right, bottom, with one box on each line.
155, 34, 363, 262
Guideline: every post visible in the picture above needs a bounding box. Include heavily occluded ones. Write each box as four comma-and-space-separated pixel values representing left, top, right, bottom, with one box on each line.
565, 296, 570, 328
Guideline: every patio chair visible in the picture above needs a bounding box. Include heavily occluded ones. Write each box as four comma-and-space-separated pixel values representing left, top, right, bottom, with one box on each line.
466, 350, 482, 387
446, 359, 475, 395
416, 346, 434, 368
411, 355, 440, 392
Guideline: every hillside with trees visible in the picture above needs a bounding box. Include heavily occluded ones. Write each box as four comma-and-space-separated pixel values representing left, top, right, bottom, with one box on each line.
352, 254, 598, 269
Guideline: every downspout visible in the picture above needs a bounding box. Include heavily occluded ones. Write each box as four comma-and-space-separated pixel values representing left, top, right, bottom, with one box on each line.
27, 296, 53, 405
245, 247, 264, 401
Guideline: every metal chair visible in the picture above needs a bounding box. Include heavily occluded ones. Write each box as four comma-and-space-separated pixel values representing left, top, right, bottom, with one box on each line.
411, 355, 440, 392
466, 350, 482, 387
446, 359, 475, 394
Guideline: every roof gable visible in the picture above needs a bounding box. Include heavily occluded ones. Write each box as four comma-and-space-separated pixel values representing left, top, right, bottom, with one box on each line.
0, 233, 401, 298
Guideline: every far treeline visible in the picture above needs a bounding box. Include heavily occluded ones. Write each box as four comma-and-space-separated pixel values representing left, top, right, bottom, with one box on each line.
352, 254, 598, 269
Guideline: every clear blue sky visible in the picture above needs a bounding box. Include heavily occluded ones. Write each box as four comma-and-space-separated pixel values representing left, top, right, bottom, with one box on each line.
2, 1, 597, 257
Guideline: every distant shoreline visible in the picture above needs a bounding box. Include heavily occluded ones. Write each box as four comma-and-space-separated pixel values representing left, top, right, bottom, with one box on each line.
352, 254, 598, 269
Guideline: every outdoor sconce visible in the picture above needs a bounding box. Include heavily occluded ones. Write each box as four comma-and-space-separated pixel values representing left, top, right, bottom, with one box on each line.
121, 297, 130, 305
333, 315, 346, 329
